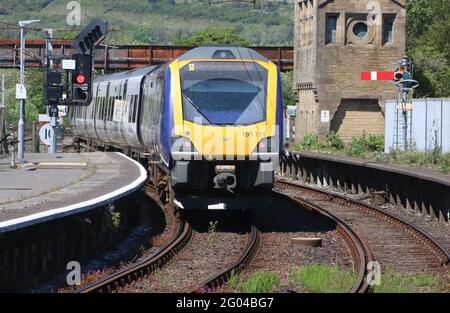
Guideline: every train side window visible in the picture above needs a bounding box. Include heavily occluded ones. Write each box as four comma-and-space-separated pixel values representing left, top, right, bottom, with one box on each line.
128, 95, 133, 123
98, 97, 102, 120
133, 95, 138, 123
102, 97, 110, 120
107, 96, 112, 121
109, 96, 112, 121
130, 95, 134, 123
110, 96, 115, 121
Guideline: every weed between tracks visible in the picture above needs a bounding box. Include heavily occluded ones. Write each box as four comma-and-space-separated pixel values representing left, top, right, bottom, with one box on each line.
371, 269, 446, 293
228, 271, 280, 293
207, 221, 219, 245
291, 264, 356, 293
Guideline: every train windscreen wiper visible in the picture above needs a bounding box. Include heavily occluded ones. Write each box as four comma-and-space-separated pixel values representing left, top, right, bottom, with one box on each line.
183, 94, 214, 125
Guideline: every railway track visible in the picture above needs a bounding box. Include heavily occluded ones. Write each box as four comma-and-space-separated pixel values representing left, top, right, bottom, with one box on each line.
276, 179, 450, 281
76, 217, 192, 293
194, 225, 261, 292
268, 192, 373, 293
76, 212, 260, 293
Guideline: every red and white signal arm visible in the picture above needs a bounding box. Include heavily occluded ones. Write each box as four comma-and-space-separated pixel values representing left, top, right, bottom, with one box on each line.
361, 71, 395, 81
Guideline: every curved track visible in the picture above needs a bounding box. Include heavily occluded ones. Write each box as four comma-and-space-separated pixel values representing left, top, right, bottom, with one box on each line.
272, 191, 373, 293
76, 218, 192, 293
276, 179, 450, 281
194, 225, 261, 292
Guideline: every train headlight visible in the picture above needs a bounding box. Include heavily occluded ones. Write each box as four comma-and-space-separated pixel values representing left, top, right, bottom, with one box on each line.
215, 165, 236, 174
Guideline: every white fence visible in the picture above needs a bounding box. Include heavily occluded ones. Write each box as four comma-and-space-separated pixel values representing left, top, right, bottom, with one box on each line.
385, 98, 450, 153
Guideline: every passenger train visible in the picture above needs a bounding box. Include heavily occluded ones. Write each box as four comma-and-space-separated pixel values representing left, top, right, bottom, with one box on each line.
70, 46, 284, 209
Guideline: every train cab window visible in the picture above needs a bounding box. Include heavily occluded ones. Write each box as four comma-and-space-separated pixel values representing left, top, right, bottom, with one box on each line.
180, 61, 267, 125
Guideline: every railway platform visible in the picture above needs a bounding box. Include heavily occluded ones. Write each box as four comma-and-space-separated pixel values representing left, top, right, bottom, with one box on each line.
0, 152, 147, 233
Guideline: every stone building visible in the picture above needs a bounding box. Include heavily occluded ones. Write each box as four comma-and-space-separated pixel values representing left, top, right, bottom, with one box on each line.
294, 0, 406, 142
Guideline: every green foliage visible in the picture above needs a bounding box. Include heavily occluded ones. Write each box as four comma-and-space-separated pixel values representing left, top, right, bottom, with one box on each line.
294, 132, 450, 174
387, 150, 450, 174
280, 71, 295, 108
324, 132, 344, 150
297, 133, 323, 151
292, 264, 355, 293
237, 271, 280, 293
346, 135, 384, 157
407, 0, 450, 97
1, 69, 46, 126
372, 269, 442, 293
227, 270, 239, 289
174, 27, 250, 46
1, 1, 294, 45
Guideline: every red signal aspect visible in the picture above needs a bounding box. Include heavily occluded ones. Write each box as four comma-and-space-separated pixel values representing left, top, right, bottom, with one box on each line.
75, 74, 86, 84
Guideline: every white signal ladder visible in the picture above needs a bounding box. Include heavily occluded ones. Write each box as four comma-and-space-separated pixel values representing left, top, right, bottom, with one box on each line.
393, 98, 414, 151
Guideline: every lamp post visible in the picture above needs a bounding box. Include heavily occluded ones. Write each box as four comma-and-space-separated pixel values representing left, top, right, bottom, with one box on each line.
17, 19, 40, 161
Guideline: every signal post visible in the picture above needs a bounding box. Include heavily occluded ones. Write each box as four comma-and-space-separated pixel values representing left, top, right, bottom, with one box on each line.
43, 19, 107, 153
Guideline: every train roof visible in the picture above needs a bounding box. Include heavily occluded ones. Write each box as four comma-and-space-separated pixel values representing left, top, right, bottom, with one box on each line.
94, 65, 160, 83
178, 46, 268, 62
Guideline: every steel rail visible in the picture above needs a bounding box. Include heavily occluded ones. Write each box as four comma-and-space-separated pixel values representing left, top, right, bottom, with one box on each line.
273, 188, 372, 293
75, 218, 192, 293
276, 179, 450, 265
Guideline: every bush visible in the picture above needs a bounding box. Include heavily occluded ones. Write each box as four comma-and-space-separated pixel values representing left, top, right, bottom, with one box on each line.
346, 134, 384, 157
366, 135, 385, 152
298, 133, 322, 151
324, 132, 344, 150
440, 154, 450, 173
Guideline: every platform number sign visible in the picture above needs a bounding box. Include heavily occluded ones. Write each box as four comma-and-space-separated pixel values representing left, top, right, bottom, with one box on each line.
49, 106, 59, 118
320, 110, 330, 123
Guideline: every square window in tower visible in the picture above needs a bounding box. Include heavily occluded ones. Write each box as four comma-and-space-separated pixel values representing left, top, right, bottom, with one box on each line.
326, 14, 339, 44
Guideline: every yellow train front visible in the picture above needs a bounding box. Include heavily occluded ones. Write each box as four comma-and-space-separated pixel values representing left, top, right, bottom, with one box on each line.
168, 46, 284, 209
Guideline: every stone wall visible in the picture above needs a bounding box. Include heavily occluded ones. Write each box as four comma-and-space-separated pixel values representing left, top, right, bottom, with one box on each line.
294, 0, 406, 141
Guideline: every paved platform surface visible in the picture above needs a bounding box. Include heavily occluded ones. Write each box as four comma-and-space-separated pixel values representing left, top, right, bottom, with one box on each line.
0, 152, 147, 233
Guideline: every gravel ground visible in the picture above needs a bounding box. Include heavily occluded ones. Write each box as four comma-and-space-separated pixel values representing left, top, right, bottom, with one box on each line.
222, 193, 354, 293
119, 212, 248, 293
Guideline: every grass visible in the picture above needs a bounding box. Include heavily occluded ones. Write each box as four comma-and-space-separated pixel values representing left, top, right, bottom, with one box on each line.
371, 269, 444, 293
291, 264, 356, 293
228, 271, 280, 293
293, 133, 450, 174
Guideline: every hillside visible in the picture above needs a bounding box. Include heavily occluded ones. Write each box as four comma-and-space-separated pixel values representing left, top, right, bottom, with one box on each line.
0, 0, 294, 45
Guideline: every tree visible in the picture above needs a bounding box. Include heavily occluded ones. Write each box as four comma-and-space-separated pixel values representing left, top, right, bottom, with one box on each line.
281, 71, 295, 108
407, 0, 450, 97
174, 28, 250, 46
2, 69, 46, 126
